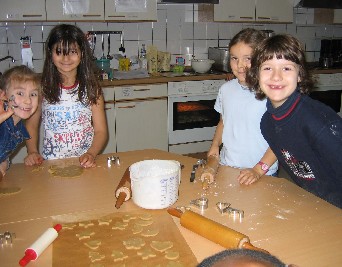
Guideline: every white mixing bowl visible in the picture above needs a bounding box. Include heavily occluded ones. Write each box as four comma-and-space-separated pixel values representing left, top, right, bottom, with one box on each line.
191, 59, 215, 73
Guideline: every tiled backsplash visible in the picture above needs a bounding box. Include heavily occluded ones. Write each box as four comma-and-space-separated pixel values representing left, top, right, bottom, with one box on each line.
0, 4, 342, 74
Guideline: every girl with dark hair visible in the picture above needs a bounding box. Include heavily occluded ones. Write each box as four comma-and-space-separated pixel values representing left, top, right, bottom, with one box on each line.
25, 24, 108, 168
246, 34, 342, 208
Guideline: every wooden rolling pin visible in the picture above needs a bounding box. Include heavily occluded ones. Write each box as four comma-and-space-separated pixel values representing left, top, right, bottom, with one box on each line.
114, 167, 132, 209
200, 155, 219, 189
167, 208, 268, 253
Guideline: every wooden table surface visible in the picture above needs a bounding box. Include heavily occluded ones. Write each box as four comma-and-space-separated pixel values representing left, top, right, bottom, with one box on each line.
0, 149, 341, 267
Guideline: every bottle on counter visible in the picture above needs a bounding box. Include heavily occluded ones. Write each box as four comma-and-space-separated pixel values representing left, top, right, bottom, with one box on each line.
139, 44, 147, 70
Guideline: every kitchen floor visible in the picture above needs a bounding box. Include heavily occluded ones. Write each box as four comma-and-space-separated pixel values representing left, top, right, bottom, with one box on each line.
183, 152, 293, 182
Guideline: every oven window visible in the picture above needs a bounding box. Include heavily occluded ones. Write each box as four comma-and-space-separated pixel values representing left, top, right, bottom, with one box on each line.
172, 100, 219, 130
309, 90, 341, 112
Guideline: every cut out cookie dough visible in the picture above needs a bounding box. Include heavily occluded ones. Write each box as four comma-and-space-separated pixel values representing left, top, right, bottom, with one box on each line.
48, 165, 84, 178
0, 187, 22, 196
137, 248, 157, 260
122, 214, 137, 222
84, 240, 102, 250
111, 250, 128, 262
98, 218, 112, 226
90, 264, 105, 267
79, 221, 95, 228
89, 251, 105, 263
150, 241, 173, 252
76, 230, 95, 240
165, 250, 180, 260
138, 213, 153, 221
31, 166, 44, 172
131, 224, 144, 234
135, 219, 153, 226
123, 237, 145, 250
166, 261, 184, 267
141, 227, 159, 237
62, 223, 77, 230
112, 221, 128, 230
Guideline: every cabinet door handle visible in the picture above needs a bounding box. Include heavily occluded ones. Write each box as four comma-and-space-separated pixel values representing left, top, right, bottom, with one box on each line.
118, 105, 135, 109
240, 17, 254, 20
257, 17, 271, 20
23, 15, 43, 17
83, 14, 102, 17
133, 89, 151, 92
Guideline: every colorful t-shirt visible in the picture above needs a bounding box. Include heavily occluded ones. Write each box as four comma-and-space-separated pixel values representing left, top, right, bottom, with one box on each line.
41, 84, 94, 159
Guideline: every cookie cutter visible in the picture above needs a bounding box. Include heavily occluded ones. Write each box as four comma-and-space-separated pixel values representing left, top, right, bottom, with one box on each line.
0, 231, 16, 244
190, 197, 208, 211
175, 206, 191, 213
216, 202, 244, 220
107, 156, 120, 167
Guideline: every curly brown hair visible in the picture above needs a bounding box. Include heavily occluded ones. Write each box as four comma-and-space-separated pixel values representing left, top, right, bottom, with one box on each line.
246, 34, 315, 100
42, 24, 101, 105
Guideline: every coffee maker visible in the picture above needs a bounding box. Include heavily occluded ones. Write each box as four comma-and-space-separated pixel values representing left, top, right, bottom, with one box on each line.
319, 39, 342, 68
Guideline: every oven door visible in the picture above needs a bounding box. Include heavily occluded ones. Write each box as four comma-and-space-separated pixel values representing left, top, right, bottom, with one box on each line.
168, 94, 219, 145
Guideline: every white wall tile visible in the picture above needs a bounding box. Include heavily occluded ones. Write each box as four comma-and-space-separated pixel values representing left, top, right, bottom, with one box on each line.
194, 22, 206, 39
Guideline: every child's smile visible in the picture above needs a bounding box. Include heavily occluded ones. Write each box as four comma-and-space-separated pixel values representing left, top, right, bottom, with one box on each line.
259, 55, 301, 108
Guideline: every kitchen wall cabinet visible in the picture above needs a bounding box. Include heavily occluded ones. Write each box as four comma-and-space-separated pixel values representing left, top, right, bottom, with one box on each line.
214, 0, 294, 23
46, 0, 105, 21
214, 0, 255, 22
104, 0, 157, 21
334, 9, 342, 24
0, 0, 46, 21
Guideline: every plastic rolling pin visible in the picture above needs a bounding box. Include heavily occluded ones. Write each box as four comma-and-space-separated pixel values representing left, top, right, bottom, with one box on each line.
19, 224, 62, 266
167, 208, 268, 253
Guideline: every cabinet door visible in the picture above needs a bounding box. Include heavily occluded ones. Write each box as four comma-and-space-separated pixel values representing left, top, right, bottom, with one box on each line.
46, 0, 104, 21
0, 0, 46, 21
102, 102, 117, 154
214, 0, 255, 22
115, 99, 168, 152
256, 0, 293, 23
105, 0, 157, 21
334, 9, 342, 24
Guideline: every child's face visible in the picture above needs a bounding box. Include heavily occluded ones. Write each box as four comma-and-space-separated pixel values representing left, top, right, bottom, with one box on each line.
259, 55, 301, 108
229, 42, 253, 86
6, 80, 39, 122
52, 42, 81, 79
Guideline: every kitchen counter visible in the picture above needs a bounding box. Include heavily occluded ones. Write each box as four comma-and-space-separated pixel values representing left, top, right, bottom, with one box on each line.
0, 149, 341, 266
100, 72, 229, 87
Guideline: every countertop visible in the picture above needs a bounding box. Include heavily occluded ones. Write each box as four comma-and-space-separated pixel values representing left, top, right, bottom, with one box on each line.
99, 68, 342, 87
0, 149, 341, 267
100, 72, 229, 87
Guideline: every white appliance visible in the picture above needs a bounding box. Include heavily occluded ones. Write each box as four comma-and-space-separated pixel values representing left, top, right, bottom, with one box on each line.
168, 79, 225, 154
313, 73, 342, 117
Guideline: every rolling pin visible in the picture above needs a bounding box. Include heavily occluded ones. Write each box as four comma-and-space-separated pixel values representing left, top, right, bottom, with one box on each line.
115, 167, 131, 209
200, 155, 219, 189
167, 208, 268, 253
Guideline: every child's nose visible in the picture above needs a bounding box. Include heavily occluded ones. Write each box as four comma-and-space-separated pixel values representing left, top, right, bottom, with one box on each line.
271, 69, 282, 81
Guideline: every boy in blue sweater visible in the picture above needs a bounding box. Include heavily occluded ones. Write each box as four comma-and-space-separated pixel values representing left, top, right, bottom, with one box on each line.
246, 34, 342, 208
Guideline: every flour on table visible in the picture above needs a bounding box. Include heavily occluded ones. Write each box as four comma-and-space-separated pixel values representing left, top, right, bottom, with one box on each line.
0, 187, 21, 195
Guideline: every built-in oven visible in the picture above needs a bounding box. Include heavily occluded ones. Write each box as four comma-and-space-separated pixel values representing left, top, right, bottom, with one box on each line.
311, 73, 342, 117
168, 79, 226, 154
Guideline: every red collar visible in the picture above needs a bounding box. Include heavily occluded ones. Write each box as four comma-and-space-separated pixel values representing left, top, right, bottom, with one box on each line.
61, 81, 79, 90
272, 95, 301, 121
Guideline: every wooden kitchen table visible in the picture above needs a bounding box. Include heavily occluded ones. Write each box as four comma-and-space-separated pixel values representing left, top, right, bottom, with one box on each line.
0, 149, 341, 267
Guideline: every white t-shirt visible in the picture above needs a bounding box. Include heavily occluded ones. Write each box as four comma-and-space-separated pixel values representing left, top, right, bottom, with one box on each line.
41, 84, 94, 160
214, 78, 278, 175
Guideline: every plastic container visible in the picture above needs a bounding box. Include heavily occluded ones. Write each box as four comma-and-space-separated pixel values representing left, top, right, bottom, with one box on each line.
191, 59, 215, 73
96, 59, 111, 75
130, 160, 181, 209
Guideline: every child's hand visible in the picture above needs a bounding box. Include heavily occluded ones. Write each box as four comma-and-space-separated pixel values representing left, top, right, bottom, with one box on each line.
24, 152, 44, 166
79, 153, 96, 168
237, 168, 262, 185
0, 99, 14, 123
